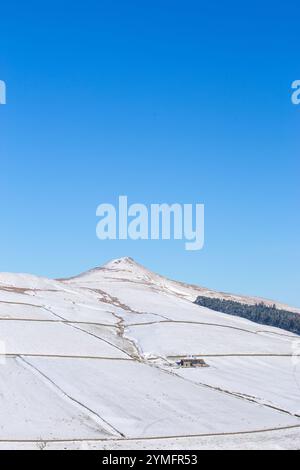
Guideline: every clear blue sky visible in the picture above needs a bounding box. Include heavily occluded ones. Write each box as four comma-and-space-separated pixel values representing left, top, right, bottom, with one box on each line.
0, 1, 299, 306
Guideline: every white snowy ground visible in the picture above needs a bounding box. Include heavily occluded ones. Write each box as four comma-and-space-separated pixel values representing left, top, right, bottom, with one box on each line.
0, 257, 299, 449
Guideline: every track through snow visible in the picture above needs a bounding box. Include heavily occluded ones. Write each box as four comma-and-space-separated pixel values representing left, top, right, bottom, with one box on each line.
0, 257, 299, 448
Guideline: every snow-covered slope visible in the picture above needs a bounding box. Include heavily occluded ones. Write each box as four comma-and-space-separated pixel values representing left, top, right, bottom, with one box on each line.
65, 257, 300, 312
0, 257, 299, 449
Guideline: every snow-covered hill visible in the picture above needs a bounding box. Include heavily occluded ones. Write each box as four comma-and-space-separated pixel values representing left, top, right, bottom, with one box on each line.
0, 257, 299, 450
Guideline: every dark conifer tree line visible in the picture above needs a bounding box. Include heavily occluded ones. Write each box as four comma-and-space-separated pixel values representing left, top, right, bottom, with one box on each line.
194, 296, 300, 335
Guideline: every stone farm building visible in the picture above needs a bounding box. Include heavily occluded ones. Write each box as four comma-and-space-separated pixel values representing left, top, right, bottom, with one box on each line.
178, 358, 208, 368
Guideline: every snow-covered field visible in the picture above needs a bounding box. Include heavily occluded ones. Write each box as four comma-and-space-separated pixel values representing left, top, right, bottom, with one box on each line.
126, 322, 295, 357
0, 257, 299, 449
173, 357, 300, 416
0, 357, 112, 441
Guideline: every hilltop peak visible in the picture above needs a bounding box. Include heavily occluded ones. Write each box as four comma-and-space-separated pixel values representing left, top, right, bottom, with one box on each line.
103, 257, 136, 269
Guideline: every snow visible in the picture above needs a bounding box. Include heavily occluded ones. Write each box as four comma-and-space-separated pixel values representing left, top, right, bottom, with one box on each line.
176, 357, 300, 416
25, 357, 299, 438
1, 427, 300, 450
0, 256, 299, 449
126, 322, 295, 357
0, 320, 128, 358
174, 357, 300, 416
0, 357, 113, 440
0, 302, 56, 321
68, 257, 300, 314
0, 272, 61, 291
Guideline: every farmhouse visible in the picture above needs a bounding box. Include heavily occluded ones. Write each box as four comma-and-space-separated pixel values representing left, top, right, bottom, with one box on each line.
177, 358, 208, 368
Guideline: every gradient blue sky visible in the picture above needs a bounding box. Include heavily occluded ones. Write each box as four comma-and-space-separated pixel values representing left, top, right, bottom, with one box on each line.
0, 1, 299, 306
